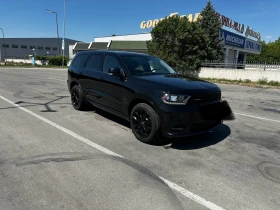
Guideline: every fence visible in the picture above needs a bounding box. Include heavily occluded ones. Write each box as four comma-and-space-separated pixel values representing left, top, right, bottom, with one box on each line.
201, 61, 280, 70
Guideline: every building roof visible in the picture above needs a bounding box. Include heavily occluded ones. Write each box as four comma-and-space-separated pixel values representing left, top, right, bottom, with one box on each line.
109, 41, 147, 50
77, 50, 150, 57
89, 42, 108, 50
94, 32, 151, 38
74, 42, 90, 50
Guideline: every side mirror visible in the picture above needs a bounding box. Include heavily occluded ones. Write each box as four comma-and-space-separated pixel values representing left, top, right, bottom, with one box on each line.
108, 68, 124, 77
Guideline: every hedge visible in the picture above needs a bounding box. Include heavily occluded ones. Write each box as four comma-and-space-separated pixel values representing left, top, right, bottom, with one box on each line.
35, 55, 69, 66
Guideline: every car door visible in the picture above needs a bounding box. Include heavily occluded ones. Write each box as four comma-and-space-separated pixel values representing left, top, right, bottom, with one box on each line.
99, 54, 127, 114
82, 53, 104, 104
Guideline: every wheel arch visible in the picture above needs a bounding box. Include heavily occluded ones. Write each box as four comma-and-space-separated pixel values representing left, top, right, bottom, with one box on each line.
70, 80, 80, 90
128, 97, 158, 118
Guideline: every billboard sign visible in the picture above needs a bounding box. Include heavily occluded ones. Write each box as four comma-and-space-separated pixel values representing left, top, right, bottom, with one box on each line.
219, 29, 246, 49
139, 11, 261, 41
244, 39, 262, 53
216, 12, 245, 34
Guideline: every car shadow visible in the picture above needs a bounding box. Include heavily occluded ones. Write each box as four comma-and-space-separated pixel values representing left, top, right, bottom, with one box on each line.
84, 104, 231, 150
161, 124, 231, 150
83, 104, 131, 129
1, 96, 70, 112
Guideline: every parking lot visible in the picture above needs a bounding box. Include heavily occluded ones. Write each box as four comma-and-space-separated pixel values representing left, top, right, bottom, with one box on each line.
0, 67, 279, 210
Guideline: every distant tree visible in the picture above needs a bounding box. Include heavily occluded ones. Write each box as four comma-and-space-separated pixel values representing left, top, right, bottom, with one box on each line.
147, 15, 207, 73
197, 0, 224, 61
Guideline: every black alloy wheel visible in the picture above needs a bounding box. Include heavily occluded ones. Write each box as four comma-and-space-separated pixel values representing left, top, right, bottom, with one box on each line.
71, 87, 80, 108
132, 108, 152, 139
71, 85, 86, 110
130, 103, 161, 144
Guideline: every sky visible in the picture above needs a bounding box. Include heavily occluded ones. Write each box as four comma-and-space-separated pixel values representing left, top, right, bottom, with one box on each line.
0, 0, 279, 42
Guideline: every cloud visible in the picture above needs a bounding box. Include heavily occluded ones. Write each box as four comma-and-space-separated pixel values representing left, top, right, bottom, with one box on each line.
265, 36, 272, 39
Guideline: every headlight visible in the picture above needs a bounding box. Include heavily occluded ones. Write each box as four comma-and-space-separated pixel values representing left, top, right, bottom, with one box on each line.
161, 94, 191, 105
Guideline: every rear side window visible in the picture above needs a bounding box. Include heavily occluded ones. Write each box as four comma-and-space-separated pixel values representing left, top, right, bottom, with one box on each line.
85, 54, 103, 71
71, 54, 89, 67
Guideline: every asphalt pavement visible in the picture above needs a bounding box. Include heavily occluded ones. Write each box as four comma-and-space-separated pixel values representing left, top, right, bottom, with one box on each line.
0, 67, 279, 210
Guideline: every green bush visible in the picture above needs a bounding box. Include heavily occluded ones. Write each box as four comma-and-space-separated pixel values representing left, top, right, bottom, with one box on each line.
48, 56, 69, 66
36, 55, 48, 61
243, 79, 252, 83
35, 55, 68, 66
258, 78, 268, 85
268, 81, 279, 86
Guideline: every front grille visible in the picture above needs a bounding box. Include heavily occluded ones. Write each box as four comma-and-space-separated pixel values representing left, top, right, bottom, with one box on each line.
188, 92, 221, 105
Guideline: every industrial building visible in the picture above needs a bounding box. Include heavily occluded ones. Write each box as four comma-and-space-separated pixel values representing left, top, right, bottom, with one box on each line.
0, 38, 80, 61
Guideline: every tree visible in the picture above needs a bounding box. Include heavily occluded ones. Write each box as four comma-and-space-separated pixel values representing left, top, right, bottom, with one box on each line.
197, 0, 224, 61
147, 15, 207, 73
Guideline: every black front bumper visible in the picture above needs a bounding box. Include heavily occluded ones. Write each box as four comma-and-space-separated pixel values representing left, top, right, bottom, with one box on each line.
158, 100, 232, 138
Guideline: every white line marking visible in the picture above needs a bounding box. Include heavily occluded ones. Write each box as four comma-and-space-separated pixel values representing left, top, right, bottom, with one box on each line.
0, 67, 66, 71
235, 112, 280, 123
49, 77, 65, 82
161, 177, 225, 210
0, 94, 225, 210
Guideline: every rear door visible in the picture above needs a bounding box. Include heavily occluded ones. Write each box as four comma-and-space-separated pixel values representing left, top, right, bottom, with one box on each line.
98, 54, 126, 113
82, 53, 104, 104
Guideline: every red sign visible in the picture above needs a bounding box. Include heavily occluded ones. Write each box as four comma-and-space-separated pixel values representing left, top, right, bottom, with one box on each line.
216, 12, 245, 34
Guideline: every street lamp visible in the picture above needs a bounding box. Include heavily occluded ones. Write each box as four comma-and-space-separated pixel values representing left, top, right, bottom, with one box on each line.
46, 9, 60, 56
62, 0, 66, 68
0, 28, 6, 64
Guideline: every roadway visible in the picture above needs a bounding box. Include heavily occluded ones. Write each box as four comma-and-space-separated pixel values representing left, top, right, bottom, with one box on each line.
0, 68, 279, 210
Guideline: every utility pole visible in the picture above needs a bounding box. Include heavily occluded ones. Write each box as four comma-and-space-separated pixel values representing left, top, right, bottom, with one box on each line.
62, 0, 66, 68
0, 28, 6, 64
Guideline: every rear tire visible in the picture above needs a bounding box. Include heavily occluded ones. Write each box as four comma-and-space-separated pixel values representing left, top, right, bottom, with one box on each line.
71, 85, 87, 111
130, 103, 161, 144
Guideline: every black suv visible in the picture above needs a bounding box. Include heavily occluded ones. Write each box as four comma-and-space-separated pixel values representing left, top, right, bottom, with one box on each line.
67, 50, 233, 143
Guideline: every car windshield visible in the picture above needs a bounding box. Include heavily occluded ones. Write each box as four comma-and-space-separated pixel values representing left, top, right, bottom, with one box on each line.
121, 56, 178, 76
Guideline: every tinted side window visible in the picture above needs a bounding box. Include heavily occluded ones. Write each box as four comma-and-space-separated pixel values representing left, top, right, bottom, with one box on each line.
103, 55, 122, 73
85, 54, 103, 71
72, 54, 89, 67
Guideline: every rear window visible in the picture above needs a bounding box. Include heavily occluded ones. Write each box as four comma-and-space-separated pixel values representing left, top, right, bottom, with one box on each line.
71, 54, 89, 67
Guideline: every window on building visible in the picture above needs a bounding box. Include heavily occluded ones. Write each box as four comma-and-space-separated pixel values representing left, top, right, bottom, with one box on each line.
12, 45, 18, 48
45, 47, 51, 50
52, 47, 58, 51
21, 45, 27, 49
30, 46, 36, 50
103, 55, 122, 73
85, 54, 103, 71
71, 54, 89, 67
37, 46, 43, 50
2, 44, 9, 48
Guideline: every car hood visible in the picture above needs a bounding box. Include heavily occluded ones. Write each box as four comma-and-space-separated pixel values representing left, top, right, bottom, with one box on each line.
137, 74, 220, 94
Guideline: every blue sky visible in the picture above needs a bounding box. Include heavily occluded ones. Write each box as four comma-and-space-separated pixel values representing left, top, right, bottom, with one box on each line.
0, 0, 279, 42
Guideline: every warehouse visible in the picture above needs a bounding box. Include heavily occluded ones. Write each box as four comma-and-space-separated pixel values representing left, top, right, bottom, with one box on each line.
0, 38, 80, 61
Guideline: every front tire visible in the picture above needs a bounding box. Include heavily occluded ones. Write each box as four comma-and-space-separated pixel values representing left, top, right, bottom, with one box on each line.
130, 103, 161, 144
71, 85, 86, 110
